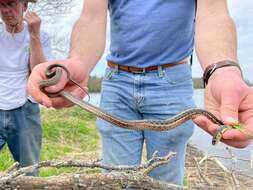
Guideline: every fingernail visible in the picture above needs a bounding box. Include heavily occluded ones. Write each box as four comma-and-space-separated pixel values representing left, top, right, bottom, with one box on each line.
225, 117, 238, 124
222, 133, 233, 140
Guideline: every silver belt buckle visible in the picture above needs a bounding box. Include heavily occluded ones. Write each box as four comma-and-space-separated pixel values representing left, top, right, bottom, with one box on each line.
131, 68, 146, 74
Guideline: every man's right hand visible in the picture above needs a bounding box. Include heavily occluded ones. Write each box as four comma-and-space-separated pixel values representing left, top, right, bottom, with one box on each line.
24, 11, 41, 40
27, 58, 88, 108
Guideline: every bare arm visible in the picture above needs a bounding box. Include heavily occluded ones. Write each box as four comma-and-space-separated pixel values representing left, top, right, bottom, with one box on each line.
27, 0, 109, 108
195, 0, 238, 70
67, 0, 108, 81
29, 37, 47, 69
194, 0, 253, 148
24, 11, 47, 70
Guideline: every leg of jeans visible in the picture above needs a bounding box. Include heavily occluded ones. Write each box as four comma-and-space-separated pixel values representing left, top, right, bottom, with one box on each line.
97, 68, 144, 169
0, 136, 5, 150
144, 123, 193, 185
140, 64, 195, 185
0, 111, 7, 151
7, 101, 42, 176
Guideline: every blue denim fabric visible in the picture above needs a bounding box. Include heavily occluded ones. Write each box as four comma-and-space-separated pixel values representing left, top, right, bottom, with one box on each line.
0, 100, 41, 176
96, 63, 196, 186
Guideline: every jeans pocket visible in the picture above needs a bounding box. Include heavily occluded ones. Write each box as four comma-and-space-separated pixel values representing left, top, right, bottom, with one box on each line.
163, 63, 193, 85
23, 100, 40, 116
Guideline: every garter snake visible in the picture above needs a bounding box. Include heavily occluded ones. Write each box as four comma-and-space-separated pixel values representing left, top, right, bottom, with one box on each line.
39, 64, 232, 145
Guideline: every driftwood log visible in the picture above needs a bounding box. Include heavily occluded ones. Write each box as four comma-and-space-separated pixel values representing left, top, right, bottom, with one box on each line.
2, 146, 248, 190
0, 151, 204, 190
0, 173, 188, 190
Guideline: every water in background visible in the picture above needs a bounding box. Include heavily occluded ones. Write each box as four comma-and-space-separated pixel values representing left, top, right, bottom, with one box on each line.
89, 90, 253, 176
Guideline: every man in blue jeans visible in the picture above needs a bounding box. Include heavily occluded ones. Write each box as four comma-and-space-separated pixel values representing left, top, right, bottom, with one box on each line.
27, 0, 253, 186
0, 0, 52, 176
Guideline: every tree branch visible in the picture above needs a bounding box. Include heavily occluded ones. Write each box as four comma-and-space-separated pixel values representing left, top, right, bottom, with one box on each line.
0, 152, 194, 190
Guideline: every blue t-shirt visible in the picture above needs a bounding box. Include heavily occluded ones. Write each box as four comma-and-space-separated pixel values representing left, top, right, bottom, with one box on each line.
107, 0, 196, 67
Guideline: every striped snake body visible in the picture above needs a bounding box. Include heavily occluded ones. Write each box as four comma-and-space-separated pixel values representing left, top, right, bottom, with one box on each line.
39, 64, 229, 145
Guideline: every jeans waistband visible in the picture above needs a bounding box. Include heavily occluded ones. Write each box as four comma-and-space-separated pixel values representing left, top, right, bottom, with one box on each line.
107, 59, 188, 74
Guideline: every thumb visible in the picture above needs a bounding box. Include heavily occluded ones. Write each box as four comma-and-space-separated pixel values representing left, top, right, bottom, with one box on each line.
220, 94, 240, 125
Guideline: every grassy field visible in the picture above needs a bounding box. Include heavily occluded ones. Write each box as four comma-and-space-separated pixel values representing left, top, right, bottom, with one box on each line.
0, 106, 100, 177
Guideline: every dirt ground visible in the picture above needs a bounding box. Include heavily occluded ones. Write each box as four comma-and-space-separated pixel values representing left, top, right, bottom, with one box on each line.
76, 144, 253, 190
185, 145, 253, 190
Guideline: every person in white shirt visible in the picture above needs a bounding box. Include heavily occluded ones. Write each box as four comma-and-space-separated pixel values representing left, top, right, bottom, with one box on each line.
0, 0, 52, 176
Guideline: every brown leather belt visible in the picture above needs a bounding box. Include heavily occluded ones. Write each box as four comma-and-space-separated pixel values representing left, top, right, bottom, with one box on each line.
107, 60, 187, 73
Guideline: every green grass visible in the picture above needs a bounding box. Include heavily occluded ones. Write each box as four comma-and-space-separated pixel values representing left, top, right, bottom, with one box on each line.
0, 106, 100, 176
183, 176, 188, 187
0, 106, 190, 185
0, 147, 14, 171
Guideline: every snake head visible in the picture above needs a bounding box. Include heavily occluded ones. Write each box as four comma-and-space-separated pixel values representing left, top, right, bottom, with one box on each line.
212, 125, 232, 145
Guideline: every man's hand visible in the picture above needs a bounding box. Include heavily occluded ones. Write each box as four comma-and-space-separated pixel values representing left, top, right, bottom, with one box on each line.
27, 58, 89, 108
193, 67, 253, 148
24, 11, 41, 39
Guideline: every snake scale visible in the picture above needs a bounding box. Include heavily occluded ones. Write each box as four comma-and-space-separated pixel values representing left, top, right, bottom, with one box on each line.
39, 64, 231, 145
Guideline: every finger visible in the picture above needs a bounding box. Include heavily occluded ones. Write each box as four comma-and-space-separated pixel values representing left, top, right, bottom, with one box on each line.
27, 15, 35, 23
193, 115, 219, 135
24, 11, 32, 19
27, 63, 58, 107
26, 11, 39, 21
28, 11, 35, 16
194, 115, 252, 140
220, 91, 241, 125
30, 11, 39, 18
221, 139, 251, 149
26, 12, 36, 22
27, 72, 52, 108
193, 116, 252, 148
51, 97, 75, 109
23, 13, 31, 23
222, 128, 253, 141
51, 86, 87, 108
25, 12, 39, 24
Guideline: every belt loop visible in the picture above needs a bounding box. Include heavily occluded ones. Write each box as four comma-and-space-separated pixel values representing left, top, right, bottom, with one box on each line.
114, 63, 119, 73
158, 66, 164, 78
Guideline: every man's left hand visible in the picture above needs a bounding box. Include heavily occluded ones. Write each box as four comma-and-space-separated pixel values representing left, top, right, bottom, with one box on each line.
193, 66, 253, 148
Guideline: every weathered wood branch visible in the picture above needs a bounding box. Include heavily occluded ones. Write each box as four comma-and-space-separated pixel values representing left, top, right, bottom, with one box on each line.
0, 152, 196, 190
0, 172, 190, 190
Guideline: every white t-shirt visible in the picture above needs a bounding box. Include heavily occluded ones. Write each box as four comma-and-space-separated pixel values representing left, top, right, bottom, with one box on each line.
0, 23, 52, 110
